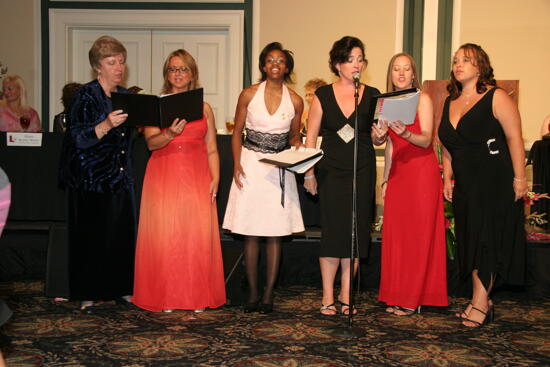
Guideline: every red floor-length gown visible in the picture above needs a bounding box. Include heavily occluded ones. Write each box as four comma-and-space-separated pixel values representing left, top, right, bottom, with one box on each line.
379, 115, 448, 309
133, 116, 226, 312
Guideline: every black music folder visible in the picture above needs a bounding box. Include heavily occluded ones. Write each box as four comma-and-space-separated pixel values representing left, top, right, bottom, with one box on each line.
259, 147, 323, 173
111, 88, 203, 128
368, 88, 419, 126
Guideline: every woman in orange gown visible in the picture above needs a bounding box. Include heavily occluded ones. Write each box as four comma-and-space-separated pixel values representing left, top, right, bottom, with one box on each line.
133, 49, 225, 312
375, 53, 448, 315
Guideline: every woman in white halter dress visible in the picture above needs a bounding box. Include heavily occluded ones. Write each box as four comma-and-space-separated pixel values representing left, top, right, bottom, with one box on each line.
223, 42, 304, 313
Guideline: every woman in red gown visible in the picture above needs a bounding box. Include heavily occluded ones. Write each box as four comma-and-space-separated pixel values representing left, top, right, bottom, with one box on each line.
375, 53, 448, 315
132, 49, 225, 312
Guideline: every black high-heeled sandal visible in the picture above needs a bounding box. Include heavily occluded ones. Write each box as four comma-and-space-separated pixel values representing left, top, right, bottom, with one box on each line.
320, 303, 337, 316
339, 301, 358, 316
460, 305, 494, 328
392, 305, 421, 316
455, 299, 493, 319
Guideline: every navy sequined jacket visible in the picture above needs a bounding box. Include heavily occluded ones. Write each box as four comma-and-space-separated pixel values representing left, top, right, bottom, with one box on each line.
58, 80, 134, 193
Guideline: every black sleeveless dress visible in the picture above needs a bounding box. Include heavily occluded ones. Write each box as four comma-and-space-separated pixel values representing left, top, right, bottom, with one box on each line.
438, 88, 525, 289
315, 84, 379, 258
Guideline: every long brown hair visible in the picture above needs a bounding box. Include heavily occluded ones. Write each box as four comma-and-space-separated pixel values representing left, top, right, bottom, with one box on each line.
161, 49, 200, 94
385, 53, 421, 92
447, 43, 496, 100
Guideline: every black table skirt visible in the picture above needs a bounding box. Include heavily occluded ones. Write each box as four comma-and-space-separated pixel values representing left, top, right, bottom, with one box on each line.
0, 132, 321, 227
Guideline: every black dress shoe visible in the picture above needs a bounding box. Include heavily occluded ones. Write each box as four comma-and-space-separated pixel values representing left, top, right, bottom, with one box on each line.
258, 302, 273, 314
243, 301, 259, 313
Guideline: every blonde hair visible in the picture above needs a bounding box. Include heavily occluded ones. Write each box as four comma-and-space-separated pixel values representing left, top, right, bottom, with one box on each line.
2, 74, 29, 108
304, 78, 327, 91
88, 35, 127, 70
161, 49, 200, 94
385, 53, 421, 92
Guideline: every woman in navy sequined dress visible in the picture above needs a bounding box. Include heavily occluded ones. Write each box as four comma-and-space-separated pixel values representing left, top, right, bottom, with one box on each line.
59, 36, 135, 311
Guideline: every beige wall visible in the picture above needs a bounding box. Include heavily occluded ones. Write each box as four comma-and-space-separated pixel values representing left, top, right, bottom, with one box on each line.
1, 0, 548, 144
458, 0, 550, 146
259, 0, 398, 96
0, 0, 40, 113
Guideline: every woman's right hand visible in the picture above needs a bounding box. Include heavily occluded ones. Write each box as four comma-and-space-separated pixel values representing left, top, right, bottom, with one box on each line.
381, 182, 387, 201
443, 180, 454, 202
304, 175, 318, 196
233, 164, 246, 189
106, 109, 128, 127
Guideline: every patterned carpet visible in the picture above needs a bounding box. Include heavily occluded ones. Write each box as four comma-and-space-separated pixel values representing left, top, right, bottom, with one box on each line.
0, 281, 549, 366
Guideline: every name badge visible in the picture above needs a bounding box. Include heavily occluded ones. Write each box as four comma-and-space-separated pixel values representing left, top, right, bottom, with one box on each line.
6, 132, 43, 147
337, 124, 354, 143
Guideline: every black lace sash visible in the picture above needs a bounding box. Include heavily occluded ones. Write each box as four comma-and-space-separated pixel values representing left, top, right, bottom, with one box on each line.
243, 128, 289, 153
243, 128, 290, 207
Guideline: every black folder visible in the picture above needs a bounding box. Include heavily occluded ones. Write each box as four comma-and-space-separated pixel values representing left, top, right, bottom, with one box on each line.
111, 88, 204, 128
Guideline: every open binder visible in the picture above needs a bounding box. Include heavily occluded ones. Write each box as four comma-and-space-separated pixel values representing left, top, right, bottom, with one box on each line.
368, 88, 420, 126
259, 147, 323, 174
111, 88, 204, 128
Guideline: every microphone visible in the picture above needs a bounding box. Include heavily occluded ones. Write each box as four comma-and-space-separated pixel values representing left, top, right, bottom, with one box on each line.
352, 72, 361, 89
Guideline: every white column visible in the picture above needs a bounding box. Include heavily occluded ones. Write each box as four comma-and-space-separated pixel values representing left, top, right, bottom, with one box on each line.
395, 0, 405, 53
451, 0, 462, 56
422, 0, 439, 81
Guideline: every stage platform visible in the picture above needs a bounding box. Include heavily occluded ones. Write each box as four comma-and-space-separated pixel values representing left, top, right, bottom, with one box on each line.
1, 225, 548, 302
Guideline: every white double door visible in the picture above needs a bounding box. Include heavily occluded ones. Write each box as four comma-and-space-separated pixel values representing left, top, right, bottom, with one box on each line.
71, 28, 229, 128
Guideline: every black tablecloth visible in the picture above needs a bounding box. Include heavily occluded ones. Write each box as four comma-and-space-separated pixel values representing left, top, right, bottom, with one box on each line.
0, 132, 66, 221
527, 137, 550, 230
0, 132, 321, 227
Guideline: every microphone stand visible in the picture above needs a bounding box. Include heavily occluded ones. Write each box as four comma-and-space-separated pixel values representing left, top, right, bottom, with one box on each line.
329, 77, 365, 338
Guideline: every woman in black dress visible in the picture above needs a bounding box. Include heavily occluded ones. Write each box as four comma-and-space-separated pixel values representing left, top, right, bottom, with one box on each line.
438, 43, 527, 328
304, 36, 381, 315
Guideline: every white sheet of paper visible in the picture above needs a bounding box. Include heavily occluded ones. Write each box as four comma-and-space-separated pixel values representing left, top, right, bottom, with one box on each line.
375, 90, 420, 125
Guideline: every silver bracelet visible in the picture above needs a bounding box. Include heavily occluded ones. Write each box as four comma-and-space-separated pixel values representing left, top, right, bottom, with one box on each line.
304, 175, 315, 180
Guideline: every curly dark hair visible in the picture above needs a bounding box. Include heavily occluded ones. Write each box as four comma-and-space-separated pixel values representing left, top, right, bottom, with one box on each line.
60, 82, 82, 111
328, 36, 366, 76
258, 42, 294, 83
447, 43, 496, 100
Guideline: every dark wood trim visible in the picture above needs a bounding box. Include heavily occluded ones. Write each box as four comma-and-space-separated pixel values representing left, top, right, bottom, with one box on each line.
403, 0, 424, 81
436, 0, 453, 81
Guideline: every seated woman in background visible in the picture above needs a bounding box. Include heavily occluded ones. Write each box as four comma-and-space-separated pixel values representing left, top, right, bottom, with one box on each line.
375, 53, 448, 316
53, 82, 82, 132
0, 75, 41, 132
132, 49, 226, 313
301, 78, 327, 134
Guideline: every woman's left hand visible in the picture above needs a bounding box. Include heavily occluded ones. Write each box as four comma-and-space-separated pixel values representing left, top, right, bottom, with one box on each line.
210, 180, 219, 203
513, 179, 528, 201
388, 120, 407, 136
165, 118, 187, 138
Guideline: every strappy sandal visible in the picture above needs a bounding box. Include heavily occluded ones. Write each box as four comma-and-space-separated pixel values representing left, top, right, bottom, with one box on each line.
339, 301, 358, 315
320, 303, 337, 316
460, 305, 494, 328
455, 299, 492, 319
392, 305, 421, 316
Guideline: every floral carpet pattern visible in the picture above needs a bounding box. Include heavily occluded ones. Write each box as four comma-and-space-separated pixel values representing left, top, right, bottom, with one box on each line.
0, 282, 549, 366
